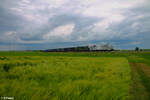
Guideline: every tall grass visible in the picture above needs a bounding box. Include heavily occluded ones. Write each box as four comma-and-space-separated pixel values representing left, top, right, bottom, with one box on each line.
0, 56, 131, 100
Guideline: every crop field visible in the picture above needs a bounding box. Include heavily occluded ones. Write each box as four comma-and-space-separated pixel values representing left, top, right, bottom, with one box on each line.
0, 51, 150, 100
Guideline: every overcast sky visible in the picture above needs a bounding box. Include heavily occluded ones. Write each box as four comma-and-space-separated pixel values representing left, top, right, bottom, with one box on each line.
0, 0, 150, 50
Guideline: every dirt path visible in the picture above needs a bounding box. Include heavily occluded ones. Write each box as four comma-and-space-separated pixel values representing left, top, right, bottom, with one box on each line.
130, 62, 150, 100
133, 63, 150, 78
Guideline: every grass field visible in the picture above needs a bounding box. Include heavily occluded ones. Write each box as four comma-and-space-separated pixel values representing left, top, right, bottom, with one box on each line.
0, 51, 150, 100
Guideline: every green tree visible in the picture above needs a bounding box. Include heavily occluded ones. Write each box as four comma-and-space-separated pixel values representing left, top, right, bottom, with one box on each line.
135, 47, 139, 51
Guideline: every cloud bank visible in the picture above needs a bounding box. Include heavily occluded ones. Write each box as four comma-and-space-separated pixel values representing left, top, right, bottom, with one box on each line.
0, 0, 150, 50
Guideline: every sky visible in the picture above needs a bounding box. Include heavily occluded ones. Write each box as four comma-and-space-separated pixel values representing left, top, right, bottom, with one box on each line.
0, 0, 150, 50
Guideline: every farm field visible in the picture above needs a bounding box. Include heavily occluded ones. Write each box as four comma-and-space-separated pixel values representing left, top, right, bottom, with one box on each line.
0, 51, 150, 100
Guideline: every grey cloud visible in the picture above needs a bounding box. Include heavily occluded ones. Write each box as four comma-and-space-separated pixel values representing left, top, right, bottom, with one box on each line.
0, 7, 24, 32
0, 0, 150, 50
48, 14, 100, 41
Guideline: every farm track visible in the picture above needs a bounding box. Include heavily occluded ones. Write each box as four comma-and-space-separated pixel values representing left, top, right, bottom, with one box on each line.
130, 62, 150, 100
134, 63, 150, 77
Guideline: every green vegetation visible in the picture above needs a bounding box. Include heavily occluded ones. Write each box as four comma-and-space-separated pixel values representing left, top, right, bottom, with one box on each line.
0, 51, 150, 100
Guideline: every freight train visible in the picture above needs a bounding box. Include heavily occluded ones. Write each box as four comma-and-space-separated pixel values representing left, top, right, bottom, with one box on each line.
45, 44, 114, 52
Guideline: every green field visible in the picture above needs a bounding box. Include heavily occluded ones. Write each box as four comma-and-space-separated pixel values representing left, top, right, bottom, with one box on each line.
0, 51, 150, 100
